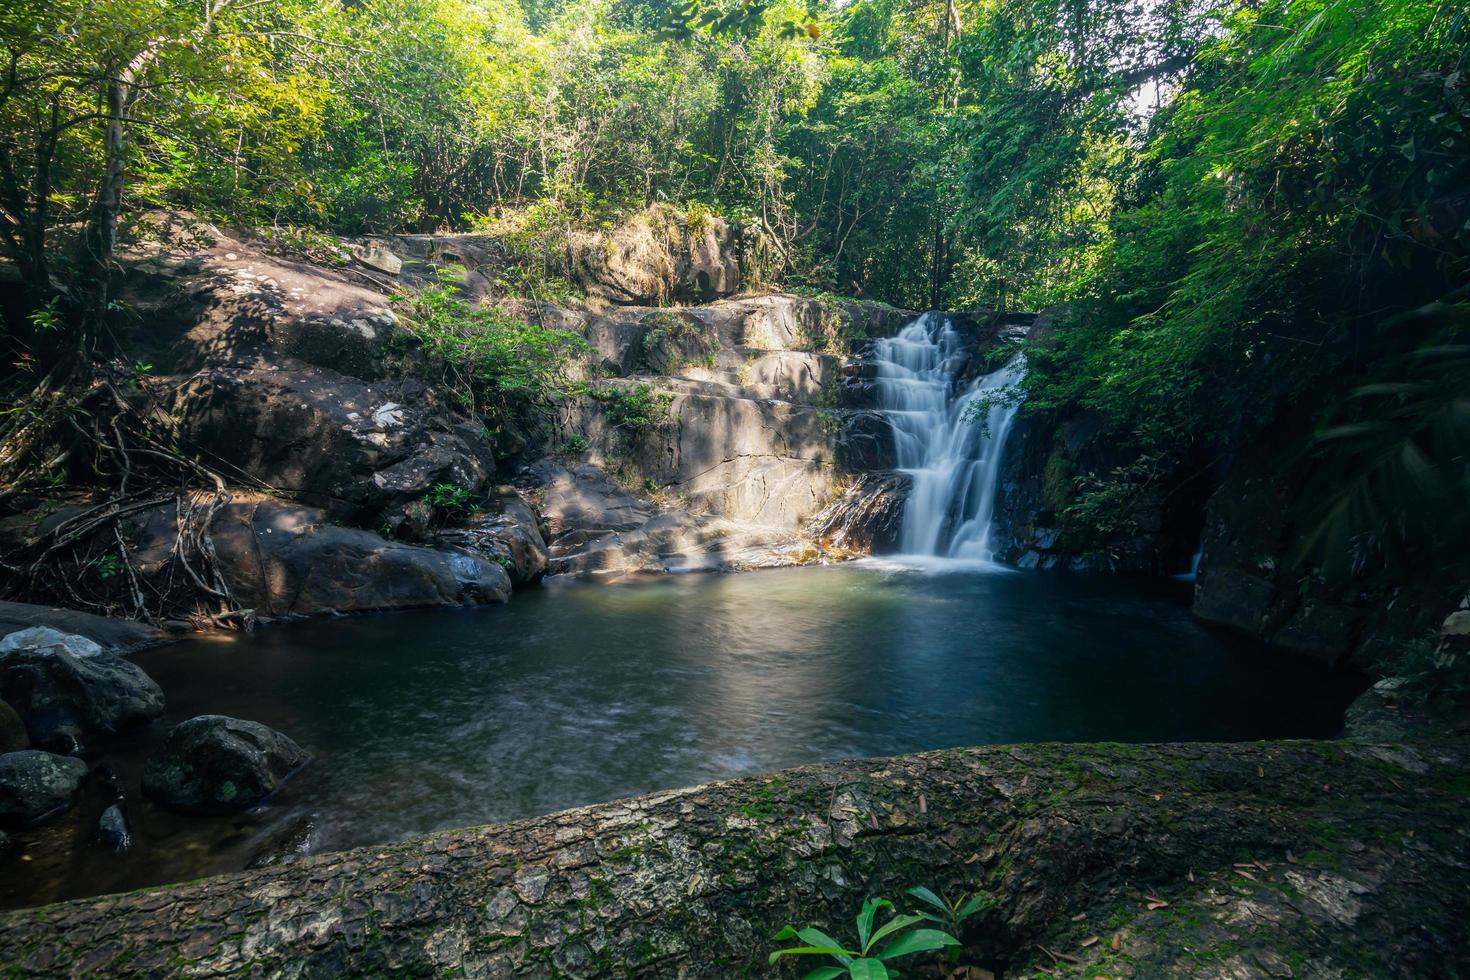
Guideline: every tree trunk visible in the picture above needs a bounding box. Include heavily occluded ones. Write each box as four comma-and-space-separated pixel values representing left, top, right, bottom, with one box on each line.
74, 76, 130, 337
2, 737, 1466, 977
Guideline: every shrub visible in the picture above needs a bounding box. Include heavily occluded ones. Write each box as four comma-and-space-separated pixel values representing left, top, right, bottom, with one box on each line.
393, 269, 591, 431
636, 310, 718, 374
591, 383, 673, 432
422, 482, 476, 526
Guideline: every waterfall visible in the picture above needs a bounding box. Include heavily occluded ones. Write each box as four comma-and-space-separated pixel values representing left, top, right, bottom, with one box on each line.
874, 313, 1025, 563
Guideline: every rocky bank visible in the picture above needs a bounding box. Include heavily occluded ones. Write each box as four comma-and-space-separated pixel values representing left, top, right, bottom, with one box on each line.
1, 733, 1465, 978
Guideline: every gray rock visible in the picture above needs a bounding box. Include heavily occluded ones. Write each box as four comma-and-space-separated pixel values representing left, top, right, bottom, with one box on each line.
0, 829, 9, 852
0, 626, 104, 658
438, 493, 550, 587
143, 715, 309, 814
169, 365, 494, 524
97, 803, 132, 852
0, 700, 26, 753
126, 496, 511, 621
0, 750, 88, 826
351, 241, 403, 275
567, 205, 739, 305
0, 602, 165, 656
0, 631, 165, 748
803, 471, 910, 555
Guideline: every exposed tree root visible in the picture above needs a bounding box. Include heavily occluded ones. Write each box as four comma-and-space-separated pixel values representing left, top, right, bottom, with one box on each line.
0, 363, 250, 629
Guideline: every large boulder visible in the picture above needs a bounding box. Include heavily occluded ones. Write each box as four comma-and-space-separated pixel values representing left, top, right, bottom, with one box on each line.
436, 492, 550, 587
568, 205, 740, 305
0, 628, 165, 749
0, 601, 165, 656
142, 715, 308, 814
0, 750, 88, 827
169, 364, 494, 525
125, 496, 513, 621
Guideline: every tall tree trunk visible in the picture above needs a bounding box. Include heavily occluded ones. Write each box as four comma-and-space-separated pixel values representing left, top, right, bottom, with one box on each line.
74, 75, 130, 341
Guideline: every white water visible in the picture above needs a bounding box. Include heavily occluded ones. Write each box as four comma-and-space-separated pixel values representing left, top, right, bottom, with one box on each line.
875, 313, 1026, 563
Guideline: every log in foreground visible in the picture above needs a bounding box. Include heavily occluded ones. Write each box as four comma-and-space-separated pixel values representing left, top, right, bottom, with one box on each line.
2, 739, 1467, 977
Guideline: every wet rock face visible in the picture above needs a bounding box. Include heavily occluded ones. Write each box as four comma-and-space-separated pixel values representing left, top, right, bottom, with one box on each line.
804, 471, 911, 555
96, 803, 131, 852
0, 750, 87, 827
143, 715, 308, 815
524, 460, 825, 577
1191, 470, 1367, 665
0, 628, 165, 749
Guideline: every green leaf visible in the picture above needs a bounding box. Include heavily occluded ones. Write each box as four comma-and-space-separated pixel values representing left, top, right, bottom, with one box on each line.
773, 925, 799, 941
797, 928, 855, 965
905, 886, 948, 914
856, 897, 892, 949
956, 892, 993, 920
801, 969, 846, 980
770, 946, 854, 965
876, 928, 961, 961
847, 961, 891, 980
863, 913, 927, 954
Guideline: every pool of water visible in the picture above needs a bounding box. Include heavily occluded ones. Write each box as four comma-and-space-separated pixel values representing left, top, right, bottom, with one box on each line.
1, 562, 1364, 908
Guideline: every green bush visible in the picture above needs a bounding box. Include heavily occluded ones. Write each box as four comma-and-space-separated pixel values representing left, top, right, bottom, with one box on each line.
635, 310, 718, 374
393, 269, 591, 431
590, 383, 673, 432
422, 482, 477, 526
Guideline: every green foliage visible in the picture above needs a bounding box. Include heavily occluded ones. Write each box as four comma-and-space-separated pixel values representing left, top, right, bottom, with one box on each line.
392, 269, 590, 430
561, 433, 589, 455
591, 383, 673, 432
636, 311, 718, 374
905, 886, 992, 934
1387, 630, 1470, 701
769, 895, 960, 978
959, 0, 1470, 579
421, 482, 478, 529
93, 554, 124, 581
423, 482, 475, 513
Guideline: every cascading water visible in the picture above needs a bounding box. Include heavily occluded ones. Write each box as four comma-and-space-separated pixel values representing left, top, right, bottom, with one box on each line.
875, 313, 1025, 562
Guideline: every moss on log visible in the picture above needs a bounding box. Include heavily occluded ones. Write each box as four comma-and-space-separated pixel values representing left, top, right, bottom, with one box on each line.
1, 738, 1467, 977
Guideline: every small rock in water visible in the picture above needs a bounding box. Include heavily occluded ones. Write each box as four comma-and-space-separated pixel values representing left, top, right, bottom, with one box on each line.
96, 804, 132, 852
143, 715, 308, 814
0, 750, 88, 826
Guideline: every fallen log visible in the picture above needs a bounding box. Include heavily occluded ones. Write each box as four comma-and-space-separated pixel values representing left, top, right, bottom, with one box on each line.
1, 738, 1466, 977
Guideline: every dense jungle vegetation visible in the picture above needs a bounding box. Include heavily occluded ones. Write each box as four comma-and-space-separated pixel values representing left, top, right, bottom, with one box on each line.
1, 0, 1467, 587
